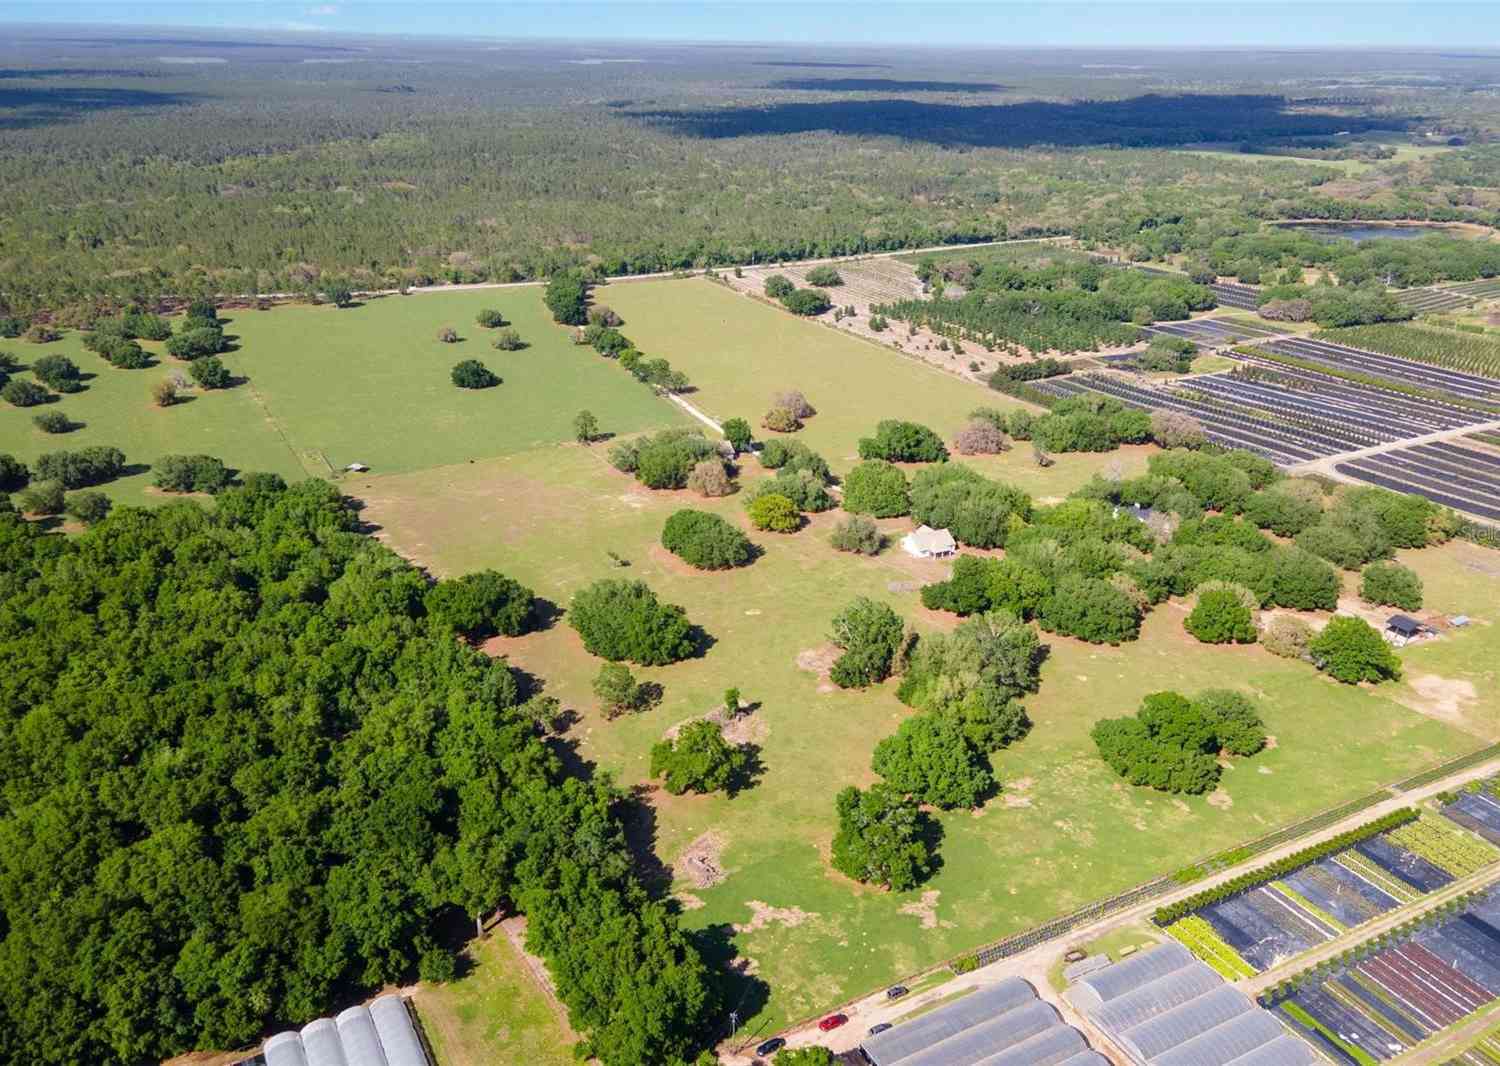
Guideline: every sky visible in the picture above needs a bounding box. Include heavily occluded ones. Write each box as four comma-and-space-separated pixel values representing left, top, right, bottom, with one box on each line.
5, 1, 1500, 48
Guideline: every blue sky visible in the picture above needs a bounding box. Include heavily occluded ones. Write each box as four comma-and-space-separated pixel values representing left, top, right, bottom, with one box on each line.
5, 2, 1500, 48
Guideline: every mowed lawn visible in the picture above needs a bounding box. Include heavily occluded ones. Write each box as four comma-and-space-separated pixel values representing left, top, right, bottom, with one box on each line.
359, 442, 1481, 1037
0, 287, 684, 506
601, 278, 1023, 471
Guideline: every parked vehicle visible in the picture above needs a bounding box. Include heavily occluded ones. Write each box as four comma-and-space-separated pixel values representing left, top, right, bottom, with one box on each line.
818, 1013, 848, 1032
885, 985, 909, 1000
868, 1022, 893, 1036
753, 1037, 785, 1056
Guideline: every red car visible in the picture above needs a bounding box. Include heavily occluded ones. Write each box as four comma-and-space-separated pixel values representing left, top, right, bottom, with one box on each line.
817, 1013, 848, 1032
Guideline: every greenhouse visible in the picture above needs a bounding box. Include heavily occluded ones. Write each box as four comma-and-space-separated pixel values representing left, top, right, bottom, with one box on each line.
258, 994, 431, 1066
860, 977, 1106, 1066
1070, 942, 1318, 1066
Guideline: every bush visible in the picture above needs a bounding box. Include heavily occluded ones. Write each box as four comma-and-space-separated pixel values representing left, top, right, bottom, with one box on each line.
953, 419, 1008, 455
721, 417, 752, 454
1361, 561, 1424, 611
896, 611, 1038, 751
746, 492, 800, 533
1193, 689, 1266, 756
842, 460, 910, 517
617, 429, 716, 489
591, 662, 644, 718
586, 305, 622, 328
153, 453, 231, 494
1269, 546, 1341, 610
0, 316, 25, 338
1244, 489, 1323, 536
872, 714, 993, 809
830, 784, 935, 891
33, 410, 72, 434
829, 597, 905, 688
650, 721, 749, 795
64, 490, 112, 525
909, 464, 1031, 549
17, 479, 64, 515
1038, 573, 1140, 644
424, 570, 535, 638
544, 270, 588, 325
758, 439, 831, 482
31, 354, 82, 393
1185, 588, 1257, 644
762, 406, 802, 433
858, 420, 949, 463
189, 356, 231, 389
476, 308, 507, 328
2, 379, 49, 407
661, 509, 753, 570
491, 328, 525, 351
1092, 692, 1224, 794
805, 265, 843, 286
1263, 615, 1314, 659
451, 359, 500, 389
568, 578, 697, 665
772, 389, 815, 419
829, 515, 884, 555
764, 275, 795, 300
746, 469, 834, 513
1310, 615, 1402, 683
35, 446, 125, 488
24, 323, 60, 343
151, 378, 179, 407
165, 326, 226, 360
1151, 410, 1206, 450
0, 454, 28, 492
686, 460, 732, 498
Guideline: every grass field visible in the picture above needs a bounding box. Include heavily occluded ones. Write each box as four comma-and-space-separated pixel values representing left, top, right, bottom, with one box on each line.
0, 288, 684, 506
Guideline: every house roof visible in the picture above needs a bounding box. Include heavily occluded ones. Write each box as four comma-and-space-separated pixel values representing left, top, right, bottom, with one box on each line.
905, 525, 956, 553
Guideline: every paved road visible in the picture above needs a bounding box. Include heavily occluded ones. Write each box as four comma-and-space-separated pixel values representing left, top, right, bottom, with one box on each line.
735, 753, 1500, 1063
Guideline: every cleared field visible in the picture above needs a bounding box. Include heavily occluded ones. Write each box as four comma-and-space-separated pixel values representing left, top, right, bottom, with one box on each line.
356, 439, 1483, 1037
0, 288, 686, 506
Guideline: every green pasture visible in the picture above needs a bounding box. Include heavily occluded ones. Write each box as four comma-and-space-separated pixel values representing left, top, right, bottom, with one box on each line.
358, 441, 1481, 1035
0, 287, 683, 507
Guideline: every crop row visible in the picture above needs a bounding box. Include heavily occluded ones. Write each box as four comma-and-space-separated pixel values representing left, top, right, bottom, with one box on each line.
1387, 817, 1500, 878
1314, 323, 1500, 380
1165, 915, 1257, 979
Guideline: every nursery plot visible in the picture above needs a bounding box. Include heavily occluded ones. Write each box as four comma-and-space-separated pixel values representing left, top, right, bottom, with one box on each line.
1266, 337, 1500, 401
1447, 789, 1500, 847
1146, 318, 1282, 344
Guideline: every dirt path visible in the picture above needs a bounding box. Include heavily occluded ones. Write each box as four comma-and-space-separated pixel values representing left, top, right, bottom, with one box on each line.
737, 753, 1500, 1063
664, 391, 723, 434
1291, 417, 1500, 477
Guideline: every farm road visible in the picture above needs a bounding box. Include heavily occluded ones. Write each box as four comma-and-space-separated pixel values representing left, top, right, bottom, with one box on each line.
1293, 417, 1500, 477
749, 751, 1500, 1064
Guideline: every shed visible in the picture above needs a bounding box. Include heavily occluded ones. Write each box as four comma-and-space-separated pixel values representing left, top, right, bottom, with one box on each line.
901, 525, 957, 559
345, 462, 369, 473
1387, 614, 1423, 639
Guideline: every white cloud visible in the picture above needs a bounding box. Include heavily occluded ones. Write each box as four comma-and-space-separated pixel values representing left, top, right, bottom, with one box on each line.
306, 4, 340, 15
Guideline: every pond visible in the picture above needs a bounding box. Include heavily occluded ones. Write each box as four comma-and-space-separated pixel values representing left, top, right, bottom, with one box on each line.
1275, 221, 1466, 243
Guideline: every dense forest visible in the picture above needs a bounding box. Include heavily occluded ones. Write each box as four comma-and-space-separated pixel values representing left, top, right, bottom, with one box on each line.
0, 479, 718, 1066
4, 31, 1500, 314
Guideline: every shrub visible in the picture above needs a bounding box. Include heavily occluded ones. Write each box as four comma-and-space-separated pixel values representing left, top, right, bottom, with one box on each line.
661, 509, 753, 570
424, 570, 535, 638
1310, 615, 1402, 683
1185, 588, 1257, 644
0, 316, 25, 338
165, 326, 226, 360
858, 420, 949, 463
1092, 692, 1224, 794
154, 454, 230, 494
829, 597, 905, 688
1361, 561, 1423, 611
24, 323, 60, 343
842, 460, 910, 517
151, 378, 179, 407
953, 419, 1008, 455
1263, 615, 1314, 659
773, 390, 815, 419
491, 328, 525, 351
721, 417, 752, 454
1038, 573, 1140, 644
17, 479, 64, 515
763, 275, 795, 300
2, 379, 49, 407
1151, 410, 1206, 449
573, 409, 598, 444
476, 308, 507, 328
686, 460, 732, 498
451, 359, 499, 389
632, 430, 715, 489
909, 464, 1031, 549
568, 578, 697, 665
33, 410, 72, 434
35, 446, 125, 488
872, 714, 993, 809
586, 305, 622, 328
746, 492, 800, 533
1244, 489, 1323, 536
830, 784, 935, 891
1193, 689, 1266, 756
829, 515, 884, 555
64, 490, 112, 525
437, 326, 460, 343
543, 270, 588, 325
762, 406, 801, 433
189, 356, 231, 389
592, 662, 644, 718
650, 721, 749, 795
0, 454, 28, 492
31, 354, 82, 393
746, 469, 834, 512
805, 265, 843, 286
758, 439, 831, 481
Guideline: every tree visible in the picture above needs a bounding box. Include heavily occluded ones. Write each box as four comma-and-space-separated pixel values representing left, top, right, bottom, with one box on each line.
63, 490, 111, 525
649, 721, 749, 795
758, 439, 831, 482
153, 453, 231, 493
842, 460, 910, 517
1268, 546, 1340, 610
491, 328, 525, 350
1037, 573, 1140, 644
829, 597, 905, 688
1092, 691, 1226, 794
586, 305, 622, 328
574, 409, 599, 444
721, 417, 752, 454
451, 359, 500, 389
872, 714, 993, 809
151, 378, 179, 407
438, 326, 460, 343
747, 492, 800, 533
762, 406, 801, 433
2, 379, 48, 407
805, 265, 843, 286
1184, 588, 1257, 644
568, 579, 697, 665
0, 453, 28, 492
320, 280, 354, 307
909, 464, 1031, 548
781, 288, 831, 316
1151, 410, 1206, 449
165, 326, 226, 359
424, 570, 536, 638
661, 509, 753, 570
953, 419, 1007, 455
617, 429, 717, 490
858, 420, 949, 463
1361, 561, 1424, 611
829, 515, 884, 555
1193, 689, 1266, 756
772, 389, 815, 419
1244, 489, 1323, 537
17, 478, 64, 515
686, 460, 732, 498
763, 275, 795, 300
35, 446, 126, 488
593, 662, 644, 718
1310, 615, 1402, 683
32, 410, 71, 434
31, 354, 82, 393
189, 355, 231, 389
896, 611, 1038, 751
830, 785, 935, 892
476, 308, 507, 328
544, 270, 589, 325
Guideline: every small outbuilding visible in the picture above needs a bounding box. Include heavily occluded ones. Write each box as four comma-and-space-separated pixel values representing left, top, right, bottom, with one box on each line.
902, 525, 957, 559
1386, 614, 1426, 646
345, 462, 369, 473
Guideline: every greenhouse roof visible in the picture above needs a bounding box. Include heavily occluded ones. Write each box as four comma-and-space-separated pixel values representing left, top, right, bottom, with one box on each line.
262, 994, 430, 1066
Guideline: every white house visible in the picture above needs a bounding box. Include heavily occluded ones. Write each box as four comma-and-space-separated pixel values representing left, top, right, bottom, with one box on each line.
902, 525, 956, 559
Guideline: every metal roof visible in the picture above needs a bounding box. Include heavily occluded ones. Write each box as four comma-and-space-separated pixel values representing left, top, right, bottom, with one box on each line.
1069, 940, 1195, 1011
969, 1023, 1086, 1066
1150, 1009, 1291, 1066
261, 996, 428, 1066
861, 979, 1037, 1064
886, 1001, 1058, 1066
1089, 963, 1222, 1033
1221, 1034, 1322, 1066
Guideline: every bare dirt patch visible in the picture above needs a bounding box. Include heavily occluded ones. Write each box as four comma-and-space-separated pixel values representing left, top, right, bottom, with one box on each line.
674, 831, 729, 889
1401, 674, 1479, 728
1003, 776, 1035, 809
797, 644, 842, 692
898, 889, 954, 930
675, 892, 706, 910
664, 700, 769, 747
1207, 789, 1234, 810
734, 900, 818, 934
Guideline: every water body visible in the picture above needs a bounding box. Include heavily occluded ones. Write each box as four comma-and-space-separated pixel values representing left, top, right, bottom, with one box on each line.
1276, 221, 1465, 243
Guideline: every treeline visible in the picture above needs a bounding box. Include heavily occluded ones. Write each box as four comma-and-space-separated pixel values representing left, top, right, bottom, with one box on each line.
0, 479, 717, 1066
